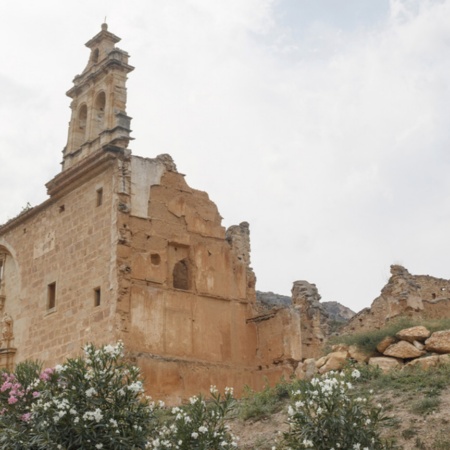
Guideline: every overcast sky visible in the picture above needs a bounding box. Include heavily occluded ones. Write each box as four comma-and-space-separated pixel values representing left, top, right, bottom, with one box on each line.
1, 0, 450, 312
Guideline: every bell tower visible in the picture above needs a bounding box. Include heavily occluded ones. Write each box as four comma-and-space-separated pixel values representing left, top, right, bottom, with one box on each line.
62, 23, 134, 171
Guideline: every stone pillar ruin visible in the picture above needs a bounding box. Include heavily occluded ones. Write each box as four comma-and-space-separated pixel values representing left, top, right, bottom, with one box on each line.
292, 280, 329, 359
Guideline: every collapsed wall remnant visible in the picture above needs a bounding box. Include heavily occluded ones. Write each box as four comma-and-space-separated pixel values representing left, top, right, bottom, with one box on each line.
343, 265, 450, 333
292, 281, 330, 359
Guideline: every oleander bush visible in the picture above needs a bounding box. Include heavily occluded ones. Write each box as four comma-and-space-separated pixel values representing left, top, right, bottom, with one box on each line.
276, 369, 396, 450
147, 386, 238, 449
0, 342, 155, 449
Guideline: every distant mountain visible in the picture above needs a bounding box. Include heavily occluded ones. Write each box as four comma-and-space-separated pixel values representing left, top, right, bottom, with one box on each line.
256, 291, 291, 308
322, 301, 355, 322
256, 291, 355, 324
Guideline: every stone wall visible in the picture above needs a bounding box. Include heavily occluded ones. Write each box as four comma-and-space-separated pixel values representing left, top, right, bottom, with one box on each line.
0, 148, 305, 402
119, 155, 301, 401
0, 153, 121, 367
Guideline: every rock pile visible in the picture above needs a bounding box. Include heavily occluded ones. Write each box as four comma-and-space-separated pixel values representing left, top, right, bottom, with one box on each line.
295, 325, 450, 379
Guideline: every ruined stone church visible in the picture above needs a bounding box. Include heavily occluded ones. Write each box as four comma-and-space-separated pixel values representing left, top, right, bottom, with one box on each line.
0, 24, 303, 402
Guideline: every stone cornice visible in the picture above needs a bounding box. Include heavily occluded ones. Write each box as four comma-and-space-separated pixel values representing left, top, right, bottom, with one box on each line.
67, 56, 134, 98
0, 148, 122, 235
46, 148, 121, 198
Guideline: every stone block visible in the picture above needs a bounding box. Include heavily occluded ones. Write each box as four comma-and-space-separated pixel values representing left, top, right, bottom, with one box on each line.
425, 330, 450, 354
405, 355, 439, 370
368, 356, 402, 372
348, 345, 370, 363
383, 340, 425, 359
376, 336, 396, 354
318, 351, 348, 374
303, 358, 317, 379
396, 326, 431, 343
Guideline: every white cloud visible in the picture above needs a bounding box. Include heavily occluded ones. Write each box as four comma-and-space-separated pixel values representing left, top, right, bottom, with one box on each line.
1, 0, 450, 311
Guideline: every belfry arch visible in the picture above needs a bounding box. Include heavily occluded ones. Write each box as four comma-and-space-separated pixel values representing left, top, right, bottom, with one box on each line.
92, 91, 106, 138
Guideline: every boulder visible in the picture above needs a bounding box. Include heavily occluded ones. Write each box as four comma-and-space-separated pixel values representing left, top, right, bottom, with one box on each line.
303, 358, 317, 379
377, 336, 397, 354
404, 355, 440, 370
425, 330, 450, 354
348, 345, 370, 363
318, 351, 347, 374
396, 326, 431, 343
383, 340, 425, 359
412, 340, 425, 351
294, 362, 305, 380
368, 357, 402, 372
439, 354, 450, 365
315, 355, 328, 369
331, 344, 349, 353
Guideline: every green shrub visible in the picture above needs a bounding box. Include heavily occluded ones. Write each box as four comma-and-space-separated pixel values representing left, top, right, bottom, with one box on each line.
239, 378, 292, 421
277, 369, 395, 450
411, 396, 441, 415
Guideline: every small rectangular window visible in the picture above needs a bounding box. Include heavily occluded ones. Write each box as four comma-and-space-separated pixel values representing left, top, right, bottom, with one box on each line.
94, 287, 101, 307
96, 188, 103, 207
48, 282, 56, 310
0, 258, 4, 283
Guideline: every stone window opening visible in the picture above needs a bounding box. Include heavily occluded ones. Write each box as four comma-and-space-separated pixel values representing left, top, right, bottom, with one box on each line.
95, 91, 106, 113
73, 104, 88, 149
0, 257, 4, 285
96, 188, 103, 207
91, 48, 99, 64
94, 287, 101, 307
172, 258, 190, 290
78, 104, 87, 130
92, 91, 106, 138
47, 282, 56, 310
151, 253, 161, 265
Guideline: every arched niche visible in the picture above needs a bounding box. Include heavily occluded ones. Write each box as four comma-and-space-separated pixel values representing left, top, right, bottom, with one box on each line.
0, 245, 19, 365
73, 103, 88, 149
172, 258, 190, 291
91, 48, 99, 64
92, 91, 106, 138
0, 245, 20, 308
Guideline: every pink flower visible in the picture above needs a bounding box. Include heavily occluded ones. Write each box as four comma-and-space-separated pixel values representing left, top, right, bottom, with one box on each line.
32, 391, 40, 398
1, 382, 12, 392
21, 413, 31, 422
39, 368, 54, 381
8, 396, 18, 404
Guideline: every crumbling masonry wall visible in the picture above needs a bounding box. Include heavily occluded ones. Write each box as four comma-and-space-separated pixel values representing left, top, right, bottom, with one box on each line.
343, 265, 450, 333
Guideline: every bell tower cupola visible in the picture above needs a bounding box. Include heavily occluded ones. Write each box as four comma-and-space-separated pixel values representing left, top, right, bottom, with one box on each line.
62, 23, 134, 171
